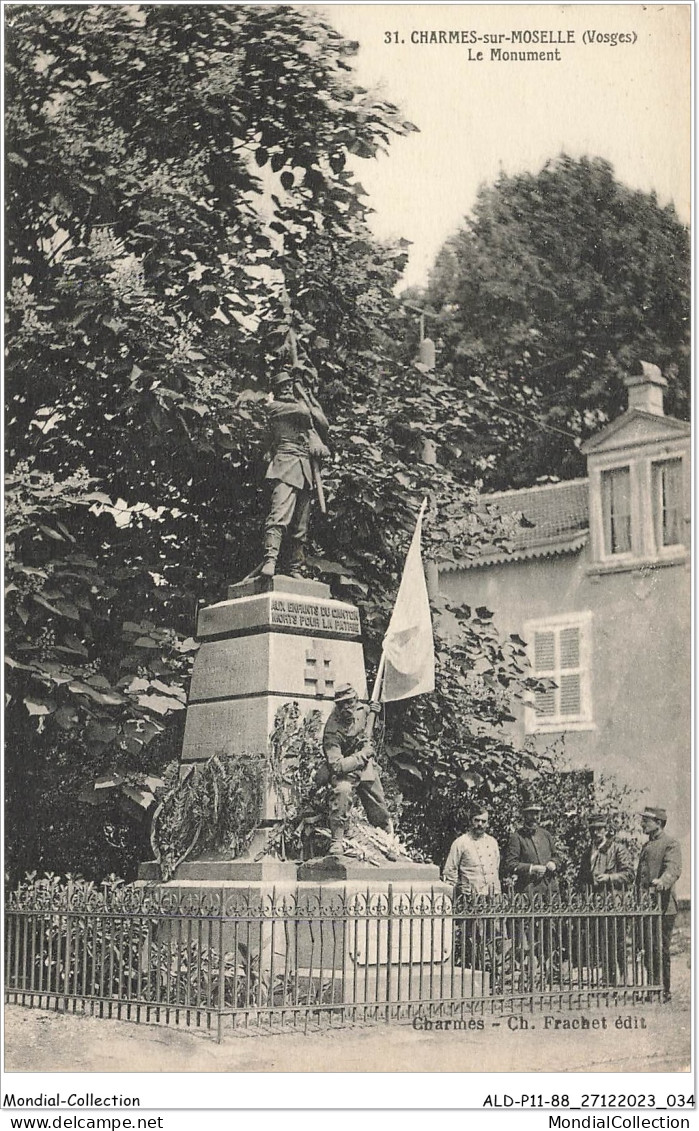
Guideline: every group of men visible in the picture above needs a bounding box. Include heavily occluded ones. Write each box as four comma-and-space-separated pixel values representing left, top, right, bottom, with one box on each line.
442, 798, 682, 1002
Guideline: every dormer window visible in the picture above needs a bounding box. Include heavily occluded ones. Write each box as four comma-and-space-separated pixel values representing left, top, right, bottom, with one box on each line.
652, 459, 683, 549
583, 362, 689, 573
601, 466, 632, 555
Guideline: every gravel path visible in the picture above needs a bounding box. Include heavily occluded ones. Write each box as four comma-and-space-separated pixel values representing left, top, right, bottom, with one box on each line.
4, 952, 691, 1075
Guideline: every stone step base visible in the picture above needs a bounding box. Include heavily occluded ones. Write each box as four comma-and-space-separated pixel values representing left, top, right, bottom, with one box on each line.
297, 855, 441, 882
138, 857, 298, 883
139, 855, 440, 884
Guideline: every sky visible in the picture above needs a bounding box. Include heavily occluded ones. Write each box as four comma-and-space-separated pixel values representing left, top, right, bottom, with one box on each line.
319, 4, 691, 290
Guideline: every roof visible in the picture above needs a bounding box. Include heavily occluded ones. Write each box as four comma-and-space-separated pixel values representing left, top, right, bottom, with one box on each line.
580, 409, 691, 454
443, 478, 590, 571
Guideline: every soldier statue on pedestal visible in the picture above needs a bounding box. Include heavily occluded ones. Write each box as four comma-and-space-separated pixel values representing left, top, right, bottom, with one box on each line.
261, 368, 330, 579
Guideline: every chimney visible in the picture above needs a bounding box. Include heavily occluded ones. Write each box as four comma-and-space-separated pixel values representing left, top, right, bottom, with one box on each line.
624, 361, 667, 416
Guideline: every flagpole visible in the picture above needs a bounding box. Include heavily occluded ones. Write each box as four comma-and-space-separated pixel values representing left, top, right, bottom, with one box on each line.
371, 651, 386, 703
365, 652, 386, 739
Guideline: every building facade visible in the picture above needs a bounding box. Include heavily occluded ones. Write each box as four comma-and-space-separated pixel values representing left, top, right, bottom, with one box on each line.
439, 365, 691, 897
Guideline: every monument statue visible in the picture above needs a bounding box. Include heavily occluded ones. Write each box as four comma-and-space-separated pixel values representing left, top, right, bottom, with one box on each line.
322, 682, 395, 857
262, 368, 330, 579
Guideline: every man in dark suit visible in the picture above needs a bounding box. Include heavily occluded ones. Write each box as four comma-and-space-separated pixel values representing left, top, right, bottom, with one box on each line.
636, 805, 682, 1002
504, 796, 559, 898
503, 793, 559, 988
578, 812, 634, 985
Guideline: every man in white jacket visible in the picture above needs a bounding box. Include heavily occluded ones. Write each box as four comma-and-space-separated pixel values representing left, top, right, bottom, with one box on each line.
443, 805, 502, 976
443, 805, 501, 897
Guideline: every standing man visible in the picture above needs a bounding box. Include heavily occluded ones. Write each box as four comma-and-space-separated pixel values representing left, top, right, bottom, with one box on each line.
322, 683, 392, 857
503, 792, 559, 897
443, 805, 502, 975
637, 806, 682, 1002
578, 811, 634, 985
578, 812, 634, 891
443, 806, 501, 897
504, 792, 559, 987
262, 368, 330, 578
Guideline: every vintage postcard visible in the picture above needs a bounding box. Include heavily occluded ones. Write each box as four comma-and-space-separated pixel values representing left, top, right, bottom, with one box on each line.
2, 0, 692, 1109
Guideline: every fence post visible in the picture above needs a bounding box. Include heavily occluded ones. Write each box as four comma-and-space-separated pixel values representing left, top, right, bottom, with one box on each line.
385, 884, 393, 1021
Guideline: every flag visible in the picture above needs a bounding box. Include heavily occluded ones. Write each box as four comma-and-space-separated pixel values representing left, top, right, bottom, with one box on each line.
380, 498, 435, 702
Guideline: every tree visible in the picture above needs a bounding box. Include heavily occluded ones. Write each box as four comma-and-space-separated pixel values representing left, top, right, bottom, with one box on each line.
422, 155, 691, 488
5, 5, 554, 882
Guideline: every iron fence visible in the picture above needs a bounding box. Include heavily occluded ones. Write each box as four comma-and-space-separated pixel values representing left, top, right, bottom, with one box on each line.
4, 882, 663, 1041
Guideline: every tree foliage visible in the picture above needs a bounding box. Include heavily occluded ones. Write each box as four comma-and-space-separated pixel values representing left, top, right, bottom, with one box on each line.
422, 155, 691, 488
6, 6, 572, 882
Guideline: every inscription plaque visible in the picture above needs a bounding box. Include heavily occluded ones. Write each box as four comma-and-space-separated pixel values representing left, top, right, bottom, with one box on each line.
270, 598, 361, 636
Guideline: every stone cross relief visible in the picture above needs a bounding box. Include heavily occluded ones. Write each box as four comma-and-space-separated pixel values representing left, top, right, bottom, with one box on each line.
304, 642, 335, 697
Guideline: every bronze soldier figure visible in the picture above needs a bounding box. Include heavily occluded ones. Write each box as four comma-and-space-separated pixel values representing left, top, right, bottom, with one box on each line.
262, 369, 330, 578
322, 683, 392, 856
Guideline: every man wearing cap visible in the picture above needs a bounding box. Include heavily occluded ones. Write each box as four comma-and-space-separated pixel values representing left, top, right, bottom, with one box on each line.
322, 684, 391, 856
579, 813, 634, 891
503, 794, 559, 898
637, 806, 682, 1002
578, 813, 634, 985
503, 794, 559, 985
262, 370, 330, 578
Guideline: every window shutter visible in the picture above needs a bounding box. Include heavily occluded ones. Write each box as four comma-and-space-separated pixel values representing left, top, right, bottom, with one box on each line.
534, 687, 556, 716
559, 673, 581, 715
602, 467, 632, 554
534, 631, 555, 671
653, 459, 683, 548
559, 627, 580, 669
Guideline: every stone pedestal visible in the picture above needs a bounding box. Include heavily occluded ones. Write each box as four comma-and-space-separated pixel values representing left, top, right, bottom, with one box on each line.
181, 576, 366, 822
140, 576, 369, 881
